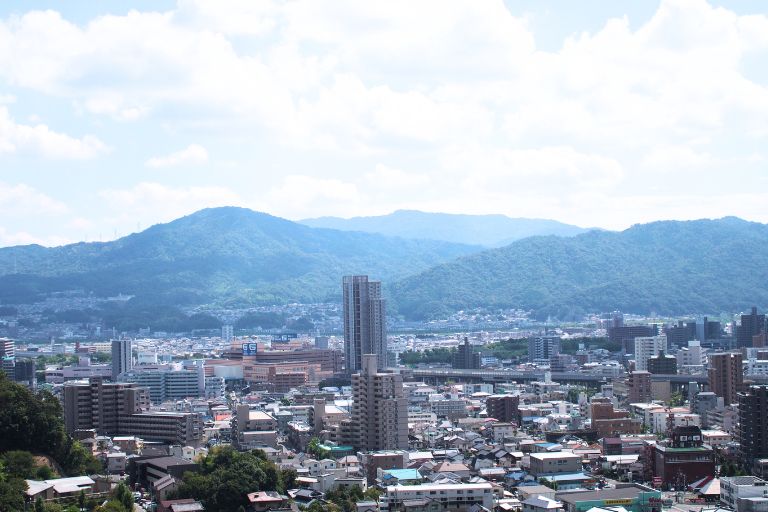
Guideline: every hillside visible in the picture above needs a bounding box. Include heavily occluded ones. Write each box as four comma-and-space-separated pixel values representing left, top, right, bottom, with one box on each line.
0, 207, 480, 306
300, 210, 590, 247
390, 217, 768, 320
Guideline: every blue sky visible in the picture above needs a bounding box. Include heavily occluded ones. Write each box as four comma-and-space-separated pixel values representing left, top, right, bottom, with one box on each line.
0, 0, 767, 246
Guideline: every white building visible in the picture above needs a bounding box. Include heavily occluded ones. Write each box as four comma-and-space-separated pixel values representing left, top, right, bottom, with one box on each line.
633, 336, 667, 372
676, 340, 706, 368
721, 476, 768, 511
382, 483, 494, 512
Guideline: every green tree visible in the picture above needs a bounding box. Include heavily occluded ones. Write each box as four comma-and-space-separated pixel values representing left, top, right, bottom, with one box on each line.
114, 482, 134, 512
35, 496, 46, 512
2, 450, 37, 478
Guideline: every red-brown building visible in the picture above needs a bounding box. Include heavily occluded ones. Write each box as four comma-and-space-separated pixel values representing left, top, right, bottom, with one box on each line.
652, 426, 715, 490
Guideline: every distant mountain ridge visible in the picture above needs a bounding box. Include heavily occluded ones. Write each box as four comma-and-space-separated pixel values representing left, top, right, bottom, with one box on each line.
300, 210, 591, 247
389, 216, 768, 320
0, 207, 480, 306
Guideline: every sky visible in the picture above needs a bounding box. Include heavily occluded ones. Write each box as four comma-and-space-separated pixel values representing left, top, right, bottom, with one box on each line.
0, 0, 767, 247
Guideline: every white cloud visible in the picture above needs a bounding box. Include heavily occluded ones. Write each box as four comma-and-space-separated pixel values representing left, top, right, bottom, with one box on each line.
0, 226, 71, 246
146, 144, 209, 168
0, 182, 68, 215
0, 106, 108, 159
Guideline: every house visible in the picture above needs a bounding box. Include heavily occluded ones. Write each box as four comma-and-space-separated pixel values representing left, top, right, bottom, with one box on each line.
24, 476, 95, 500
247, 491, 291, 512
158, 499, 205, 512
522, 496, 563, 512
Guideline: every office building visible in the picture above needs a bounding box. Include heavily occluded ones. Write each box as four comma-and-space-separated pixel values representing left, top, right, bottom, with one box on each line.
111, 339, 133, 380
342, 354, 407, 451
343, 275, 387, 374
528, 336, 561, 361
697, 317, 722, 342
627, 371, 652, 403
633, 335, 666, 372
62, 378, 202, 445
648, 351, 677, 374
709, 352, 743, 405
665, 321, 696, 347
119, 365, 205, 403
738, 307, 767, 348
676, 340, 706, 369
608, 325, 657, 353
453, 337, 480, 369
590, 397, 642, 437
314, 336, 329, 349
738, 386, 768, 474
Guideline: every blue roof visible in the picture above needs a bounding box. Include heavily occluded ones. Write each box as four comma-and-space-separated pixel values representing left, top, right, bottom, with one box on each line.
535, 442, 558, 447
539, 472, 594, 482
382, 469, 422, 481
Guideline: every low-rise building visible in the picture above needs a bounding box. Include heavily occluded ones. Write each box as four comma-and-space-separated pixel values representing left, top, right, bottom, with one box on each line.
381, 483, 494, 512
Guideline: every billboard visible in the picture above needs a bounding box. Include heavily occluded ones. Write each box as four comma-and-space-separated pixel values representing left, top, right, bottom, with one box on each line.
242, 343, 258, 356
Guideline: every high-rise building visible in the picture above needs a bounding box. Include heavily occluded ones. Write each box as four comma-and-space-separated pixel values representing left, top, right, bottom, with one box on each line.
222, 324, 234, 342
708, 352, 743, 406
452, 337, 480, 369
738, 307, 767, 348
485, 395, 519, 423
648, 350, 677, 374
627, 371, 652, 403
738, 386, 768, 473
119, 365, 205, 403
111, 339, 133, 381
527, 336, 561, 361
343, 275, 386, 374
342, 354, 407, 451
0, 338, 15, 377
676, 340, 706, 369
62, 378, 202, 445
633, 335, 667, 372
665, 321, 696, 347
608, 325, 657, 354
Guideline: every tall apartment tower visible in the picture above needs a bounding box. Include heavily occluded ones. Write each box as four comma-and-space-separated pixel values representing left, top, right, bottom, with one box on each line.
627, 371, 652, 403
737, 307, 767, 348
527, 336, 561, 361
738, 385, 768, 473
0, 338, 15, 377
633, 335, 667, 372
343, 354, 408, 451
111, 339, 133, 381
343, 275, 386, 374
708, 352, 743, 405
453, 337, 481, 369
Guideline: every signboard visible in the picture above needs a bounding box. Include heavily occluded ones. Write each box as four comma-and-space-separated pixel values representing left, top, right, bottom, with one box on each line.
242, 343, 258, 356
604, 500, 633, 506
652, 477, 663, 488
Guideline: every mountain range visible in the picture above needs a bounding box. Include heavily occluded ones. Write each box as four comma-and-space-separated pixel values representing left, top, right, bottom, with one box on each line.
0, 208, 766, 321
391, 216, 768, 320
301, 210, 590, 247
0, 207, 477, 306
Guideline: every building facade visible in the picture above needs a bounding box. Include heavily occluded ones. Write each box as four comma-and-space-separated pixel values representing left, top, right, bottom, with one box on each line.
709, 352, 744, 406
342, 354, 408, 451
343, 276, 387, 374
111, 339, 133, 380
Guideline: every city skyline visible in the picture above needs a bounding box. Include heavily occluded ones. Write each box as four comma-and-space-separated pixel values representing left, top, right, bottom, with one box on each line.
0, 0, 767, 246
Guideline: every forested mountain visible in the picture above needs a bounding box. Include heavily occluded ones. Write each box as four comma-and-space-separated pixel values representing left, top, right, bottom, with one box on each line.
0, 207, 479, 306
389, 217, 768, 320
300, 210, 590, 247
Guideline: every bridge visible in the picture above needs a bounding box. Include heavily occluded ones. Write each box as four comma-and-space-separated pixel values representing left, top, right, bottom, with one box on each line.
407, 368, 709, 387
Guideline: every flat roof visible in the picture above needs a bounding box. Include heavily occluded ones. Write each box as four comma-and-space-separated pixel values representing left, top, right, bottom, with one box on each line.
558, 486, 656, 504
530, 452, 579, 460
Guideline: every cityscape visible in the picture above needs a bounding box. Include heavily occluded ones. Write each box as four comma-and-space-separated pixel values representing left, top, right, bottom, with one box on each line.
2, 1, 768, 512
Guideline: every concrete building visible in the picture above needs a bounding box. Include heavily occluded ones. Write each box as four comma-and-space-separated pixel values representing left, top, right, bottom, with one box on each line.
234, 405, 279, 449
111, 339, 132, 380
453, 337, 480, 369
528, 336, 561, 361
343, 275, 386, 374
590, 398, 641, 437
0, 338, 15, 377
739, 386, 768, 473
648, 351, 677, 374
62, 378, 202, 445
529, 452, 581, 477
676, 340, 706, 369
119, 365, 205, 403
342, 354, 408, 451
709, 352, 744, 405
245, 348, 343, 373
485, 395, 520, 423
721, 476, 768, 512
380, 482, 494, 512
652, 426, 715, 490
627, 371, 651, 403
738, 307, 767, 348
633, 336, 667, 372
